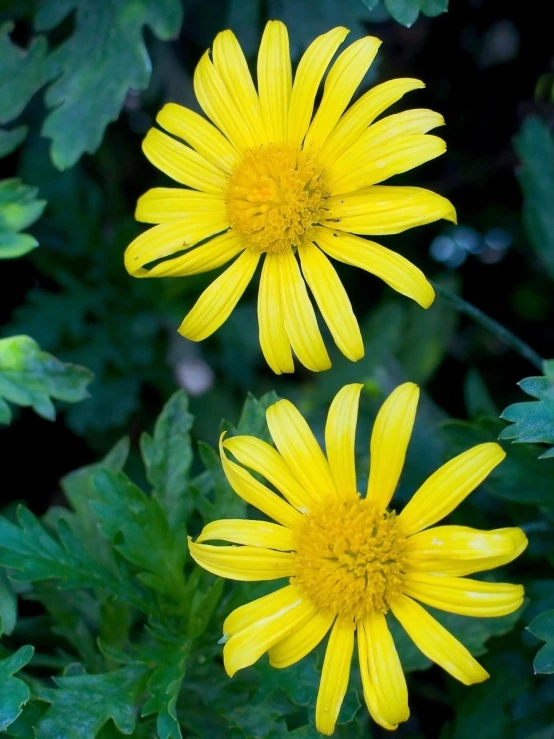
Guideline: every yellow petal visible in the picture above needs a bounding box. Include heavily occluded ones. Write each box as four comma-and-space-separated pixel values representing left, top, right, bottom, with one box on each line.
314, 226, 435, 309
298, 243, 364, 362
266, 398, 337, 503
212, 30, 267, 145
188, 538, 295, 581
315, 618, 355, 736
125, 220, 228, 278
178, 250, 259, 341
196, 519, 295, 551
304, 36, 381, 152
269, 611, 335, 668
402, 572, 525, 617
219, 436, 303, 529
280, 251, 331, 372
224, 588, 317, 676
287, 27, 349, 148
145, 231, 244, 278
325, 383, 363, 500
142, 128, 228, 193
223, 435, 316, 511
367, 382, 419, 509
399, 443, 506, 535
156, 103, 240, 174
322, 186, 457, 236
404, 525, 528, 577
350, 108, 444, 154
194, 50, 257, 152
391, 594, 489, 685
224, 585, 298, 637
258, 254, 294, 375
257, 21, 291, 143
327, 134, 447, 196
135, 188, 226, 224
319, 77, 425, 167
358, 612, 409, 728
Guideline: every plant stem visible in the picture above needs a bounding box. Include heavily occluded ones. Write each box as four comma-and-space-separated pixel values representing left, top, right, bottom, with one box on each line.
431, 282, 544, 371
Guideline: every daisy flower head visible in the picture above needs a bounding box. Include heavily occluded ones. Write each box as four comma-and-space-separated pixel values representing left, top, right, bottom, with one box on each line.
125, 23, 457, 374
189, 383, 527, 735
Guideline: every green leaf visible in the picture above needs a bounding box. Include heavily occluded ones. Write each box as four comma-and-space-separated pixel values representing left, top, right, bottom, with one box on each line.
513, 116, 554, 279
0, 126, 27, 158
198, 441, 247, 520
0, 646, 34, 732
140, 390, 194, 529
35, 665, 148, 738
142, 642, 190, 739
0, 179, 46, 259
0, 335, 93, 424
0, 569, 17, 637
527, 610, 554, 674
500, 359, 554, 459
464, 369, 498, 420
35, 0, 183, 169
384, 0, 448, 26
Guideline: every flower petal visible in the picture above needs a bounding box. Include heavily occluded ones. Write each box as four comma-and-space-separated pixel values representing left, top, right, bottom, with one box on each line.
196, 519, 295, 550
280, 250, 331, 372
135, 188, 226, 224
257, 21, 292, 143
269, 610, 335, 668
298, 242, 364, 362
142, 128, 228, 193
219, 435, 303, 529
399, 443, 506, 535
156, 103, 240, 174
402, 572, 524, 617
304, 36, 381, 153
287, 27, 349, 148
125, 220, 228, 278
391, 593, 489, 685
366, 382, 419, 509
258, 254, 294, 375
319, 77, 425, 167
194, 50, 257, 152
188, 539, 295, 581
266, 398, 337, 502
315, 618, 355, 736
404, 525, 528, 577
145, 231, 244, 278
212, 30, 267, 145
178, 250, 259, 341
224, 588, 317, 676
223, 435, 316, 511
325, 383, 363, 500
322, 186, 457, 236
314, 226, 435, 309
358, 612, 409, 728
224, 585, 298, 637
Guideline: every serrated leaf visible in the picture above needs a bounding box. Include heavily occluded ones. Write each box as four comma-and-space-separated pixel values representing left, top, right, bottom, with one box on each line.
0, 126, 27, 158
198, 441, 247, 520
141, 390, 194, 529
35, 666, 148, 738
234, 391, 280, 442
0, 335, 93, 424
384, 0, 448, 26
34, 0, 183, 169
500, 360, 554, 458
142, 643, 190, 739
527, 609, 554, 674
0, 179, 46, 259
0, 646, 34, 731
513, 117, 554, 279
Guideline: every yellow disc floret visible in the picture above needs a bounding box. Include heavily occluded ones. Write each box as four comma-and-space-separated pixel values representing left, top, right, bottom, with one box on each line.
226, 143, 329, 254
292, 497, 406, 621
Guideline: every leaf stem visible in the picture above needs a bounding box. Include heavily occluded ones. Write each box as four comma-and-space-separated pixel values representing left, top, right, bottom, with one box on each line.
432, 282, 544, 371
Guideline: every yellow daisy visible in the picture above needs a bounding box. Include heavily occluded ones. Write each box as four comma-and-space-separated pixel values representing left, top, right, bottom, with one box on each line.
125, 22, 456, 374
189, 382, 526, 735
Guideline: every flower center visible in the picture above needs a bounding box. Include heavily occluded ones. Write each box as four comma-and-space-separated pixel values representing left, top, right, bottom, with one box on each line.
292, 497, 406, 621
226, 143, 329, 254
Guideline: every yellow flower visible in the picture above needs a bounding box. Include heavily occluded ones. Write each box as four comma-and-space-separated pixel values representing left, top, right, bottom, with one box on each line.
125, 22, 456, 374
189, 383, 527, 735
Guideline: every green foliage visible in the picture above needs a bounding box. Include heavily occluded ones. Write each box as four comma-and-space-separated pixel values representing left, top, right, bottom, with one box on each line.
380, 0, 448, 26
0, 646, 34, 732
500, 360, 554, 459
0, 335, 93, 424
527, 610, 554, 674
514, 117, 554, 279
0, 178, 45, 259
0, 127, 27, 158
